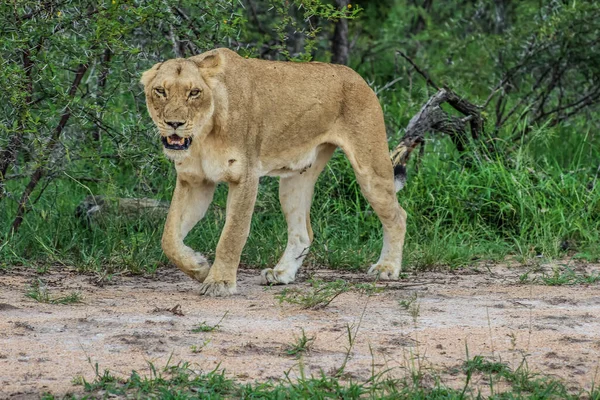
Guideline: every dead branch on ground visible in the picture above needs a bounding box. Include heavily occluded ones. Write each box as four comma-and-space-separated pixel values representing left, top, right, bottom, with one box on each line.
391, 51, 484, 171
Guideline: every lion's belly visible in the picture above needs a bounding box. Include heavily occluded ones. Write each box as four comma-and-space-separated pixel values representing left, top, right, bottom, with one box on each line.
177, 143, 330, 183
258, 146, 320, 178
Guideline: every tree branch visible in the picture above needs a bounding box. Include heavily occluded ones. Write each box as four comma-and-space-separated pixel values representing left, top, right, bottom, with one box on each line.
396, 50, 439, 90
92, 48, 112, 141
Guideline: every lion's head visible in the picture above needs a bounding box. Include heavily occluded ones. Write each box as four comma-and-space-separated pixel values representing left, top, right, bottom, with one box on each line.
141, 51, 223, 158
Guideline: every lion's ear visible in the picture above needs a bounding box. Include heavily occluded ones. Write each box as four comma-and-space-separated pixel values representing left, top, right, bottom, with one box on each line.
190, 50, 223, 74
140, 62, 162, 87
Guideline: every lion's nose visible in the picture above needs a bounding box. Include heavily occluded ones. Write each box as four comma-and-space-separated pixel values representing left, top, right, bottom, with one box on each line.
165, 120, 185, 130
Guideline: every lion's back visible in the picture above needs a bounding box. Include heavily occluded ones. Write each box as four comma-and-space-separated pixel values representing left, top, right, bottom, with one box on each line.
209, 48, 383, 145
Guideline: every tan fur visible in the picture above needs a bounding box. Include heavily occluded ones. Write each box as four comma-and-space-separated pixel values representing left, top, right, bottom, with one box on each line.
141, 48, 407, 296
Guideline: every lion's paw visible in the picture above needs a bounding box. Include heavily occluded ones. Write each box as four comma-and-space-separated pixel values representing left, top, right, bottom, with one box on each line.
367, 263, 400, 280
260, 268, 295, 285
199, 279, 237, 297
185, 253, 211, 282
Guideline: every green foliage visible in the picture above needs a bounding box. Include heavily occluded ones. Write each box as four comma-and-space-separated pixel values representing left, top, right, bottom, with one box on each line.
265, 0, 361, 61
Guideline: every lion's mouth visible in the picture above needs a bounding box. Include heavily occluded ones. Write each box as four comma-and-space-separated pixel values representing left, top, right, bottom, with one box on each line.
162, 134, 192, 150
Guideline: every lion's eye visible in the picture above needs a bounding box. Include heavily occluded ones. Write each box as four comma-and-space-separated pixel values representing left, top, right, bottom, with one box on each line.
154, 88, 166, 97
189, 89, 201, 98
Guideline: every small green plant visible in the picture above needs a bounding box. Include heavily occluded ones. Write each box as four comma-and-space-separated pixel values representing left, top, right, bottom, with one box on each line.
540, 266, 579, 285
71, 375, 85, 386
275, 279, 381, 310
192, 311, 229, 333
518, 271, 531, 284
353, 282, 384, 295
573, 252, 600, 263
398, 292, 420, 325
80, 361, 123, 392
398, 292, 418, 310
285, 329, 315, 358
463, 355, 511, 376
275, 279, 351, 309
190, 340, 211, 354
26, 279, 82, 305
582, 272, 600, 284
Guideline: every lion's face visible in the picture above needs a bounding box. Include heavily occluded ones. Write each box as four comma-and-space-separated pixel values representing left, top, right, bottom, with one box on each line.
141, 59, 215, 158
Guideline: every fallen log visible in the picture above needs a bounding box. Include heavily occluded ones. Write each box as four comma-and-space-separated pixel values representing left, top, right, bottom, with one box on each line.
75, 195, 169, 225
390, 52, 484, 189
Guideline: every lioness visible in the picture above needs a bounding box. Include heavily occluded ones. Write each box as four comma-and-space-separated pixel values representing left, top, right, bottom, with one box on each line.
141, 48, 407, 297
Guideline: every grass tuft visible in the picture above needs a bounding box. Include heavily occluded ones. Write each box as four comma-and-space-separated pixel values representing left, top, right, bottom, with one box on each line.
25, 279, 82, 305
285, 328, 316, 358
275, 279, 351, 309
191, 311, 229, 333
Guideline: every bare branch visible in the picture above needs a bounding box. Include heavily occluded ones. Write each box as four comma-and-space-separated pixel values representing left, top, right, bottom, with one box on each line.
396, 50, 440, 90
375, 77, 403, 95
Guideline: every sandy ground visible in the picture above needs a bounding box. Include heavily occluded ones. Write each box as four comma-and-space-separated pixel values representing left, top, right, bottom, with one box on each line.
1, 262, 599, 398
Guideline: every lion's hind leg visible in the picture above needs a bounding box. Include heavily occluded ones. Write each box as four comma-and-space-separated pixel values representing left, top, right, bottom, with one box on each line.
261, 144, 336, 285
343, 143, 407, 280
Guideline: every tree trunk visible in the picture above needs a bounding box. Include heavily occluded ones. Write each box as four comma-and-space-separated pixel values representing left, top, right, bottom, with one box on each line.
331, 0, 349, 65
409, 0, 433, 36
92, 48, 111, 141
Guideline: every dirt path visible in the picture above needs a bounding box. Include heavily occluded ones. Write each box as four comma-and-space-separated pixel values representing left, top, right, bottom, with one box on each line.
1, 263, 599, 398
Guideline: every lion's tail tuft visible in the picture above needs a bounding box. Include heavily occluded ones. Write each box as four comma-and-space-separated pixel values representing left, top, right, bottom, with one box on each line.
393, 163, 407, 192
390, 143, 408, 192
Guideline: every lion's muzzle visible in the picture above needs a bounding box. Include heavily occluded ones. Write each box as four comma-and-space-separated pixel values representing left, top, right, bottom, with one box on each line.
162, 134, 192, 150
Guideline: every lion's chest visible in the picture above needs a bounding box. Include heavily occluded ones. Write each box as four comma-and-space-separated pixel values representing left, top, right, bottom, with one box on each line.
174, 149, 243, 184
201, 155, 243, 183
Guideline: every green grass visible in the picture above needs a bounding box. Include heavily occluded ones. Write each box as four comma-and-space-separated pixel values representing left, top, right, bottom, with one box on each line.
398, 292, 421, 325
518, 265, 600, 286
191, 311, 229, 333
2, 104, 599, 276
275, 279, 368, 309
25, 279, 83, 305
463, 355, 512, 376
460, 355, 600, 399
285, 328, 316, 358
40, 355, 600, 399
539, 267, 600, 286
398, 292, 418, 310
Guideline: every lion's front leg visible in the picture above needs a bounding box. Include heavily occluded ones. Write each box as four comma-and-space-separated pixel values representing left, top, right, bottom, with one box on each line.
162, 179, 216, 282
200, 178, 258, 297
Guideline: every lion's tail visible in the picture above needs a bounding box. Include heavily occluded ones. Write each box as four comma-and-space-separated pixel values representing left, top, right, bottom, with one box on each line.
390, 142, 409, 192
390, 145, 407, 192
